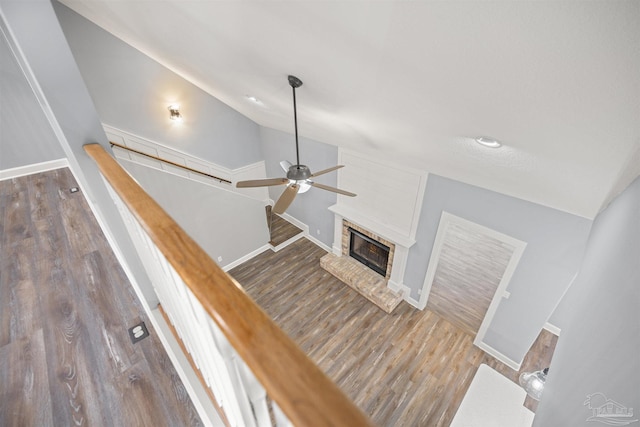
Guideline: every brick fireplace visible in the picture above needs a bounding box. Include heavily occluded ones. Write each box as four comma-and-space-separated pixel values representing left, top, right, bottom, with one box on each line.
320, 215, 410, 313
342, 220, 395, 279
320, 148, 428, 312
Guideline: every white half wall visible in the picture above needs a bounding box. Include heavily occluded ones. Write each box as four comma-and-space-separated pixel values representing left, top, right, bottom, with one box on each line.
119, 159, 270, 269
105, 124, 269, 202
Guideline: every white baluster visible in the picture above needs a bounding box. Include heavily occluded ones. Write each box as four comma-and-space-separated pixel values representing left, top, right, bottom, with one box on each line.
104, 180, 288, 427
272, 401, 293, 427
208, 318, 258, 427
237, 361, 271, 426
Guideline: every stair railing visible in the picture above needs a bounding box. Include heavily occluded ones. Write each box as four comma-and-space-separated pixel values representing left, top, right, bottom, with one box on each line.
84, 143, 373, 427
110, 141, 232, 184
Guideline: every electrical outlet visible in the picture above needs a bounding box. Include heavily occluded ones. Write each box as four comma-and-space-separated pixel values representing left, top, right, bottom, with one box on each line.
316, 229, 321, 236
128, 322, 149, 344
217, 256, 223, 262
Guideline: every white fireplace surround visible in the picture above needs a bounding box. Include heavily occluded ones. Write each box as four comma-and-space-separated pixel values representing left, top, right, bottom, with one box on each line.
329, 149, 428, 303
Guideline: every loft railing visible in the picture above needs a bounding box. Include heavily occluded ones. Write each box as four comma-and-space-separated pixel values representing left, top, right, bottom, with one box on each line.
84, 143, 373, 427
110, 141, 232, 184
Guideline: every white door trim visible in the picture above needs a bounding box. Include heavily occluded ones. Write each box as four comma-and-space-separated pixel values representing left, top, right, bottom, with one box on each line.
419, 212, 527, 366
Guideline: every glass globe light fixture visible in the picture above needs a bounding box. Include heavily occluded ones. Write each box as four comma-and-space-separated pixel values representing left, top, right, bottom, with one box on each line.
294, 180, 312, 193
519, 368, 549, 401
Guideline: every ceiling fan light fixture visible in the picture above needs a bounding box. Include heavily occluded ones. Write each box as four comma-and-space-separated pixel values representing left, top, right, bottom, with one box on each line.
297, 180, 312, 193
234, 75, 355, 215
475, 136, 502, 148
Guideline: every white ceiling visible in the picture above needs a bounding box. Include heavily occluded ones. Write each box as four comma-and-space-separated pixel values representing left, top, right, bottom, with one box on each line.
59, 0, 640, 219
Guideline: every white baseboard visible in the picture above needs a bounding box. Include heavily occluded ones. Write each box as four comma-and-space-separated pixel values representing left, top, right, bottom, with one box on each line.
0, 158, 68, 181
149, 308, 224, 427
543, 322, 561, 336
405, 295, 422, 309
271, 232, 306, 252
388, 280, 410, 298
222, 244, 271, 272
279, 212, 308, 233
305, 234, 333, 253
277, 212, 334, 253
474, 341, 521, 371
389, 280, 426, 310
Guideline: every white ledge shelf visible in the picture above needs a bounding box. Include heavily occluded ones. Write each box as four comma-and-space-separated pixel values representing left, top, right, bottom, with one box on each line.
329, 204, 416, 248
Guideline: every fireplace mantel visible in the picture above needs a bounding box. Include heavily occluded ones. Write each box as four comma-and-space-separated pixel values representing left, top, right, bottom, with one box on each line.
328, 204, 416, 248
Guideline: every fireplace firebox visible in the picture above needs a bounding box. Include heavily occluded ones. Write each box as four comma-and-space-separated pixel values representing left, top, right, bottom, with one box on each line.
348, 227, 391, 277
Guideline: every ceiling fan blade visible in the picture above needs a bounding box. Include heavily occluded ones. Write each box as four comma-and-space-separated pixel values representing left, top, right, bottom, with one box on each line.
273, 184, 299, 214
236, 177, 289, 188
280, 160, 293, 173
311, 182, 356, 197
310, 165, 344, 178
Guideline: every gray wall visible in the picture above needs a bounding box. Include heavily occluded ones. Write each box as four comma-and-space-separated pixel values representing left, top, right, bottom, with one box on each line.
258, 129, 595, 367
54, 2, 339, 249
120, 159, 270, 267
0, 0, 157, 303
405, 174, 593, 363
260, 126, 338, 248
534, 176, 640, 426
0, 24, 64, 169
53, 2, 262, 170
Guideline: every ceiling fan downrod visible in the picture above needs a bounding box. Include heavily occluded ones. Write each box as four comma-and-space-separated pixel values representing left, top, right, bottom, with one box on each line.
288, 75, 303, 168
234, 74, 355, 216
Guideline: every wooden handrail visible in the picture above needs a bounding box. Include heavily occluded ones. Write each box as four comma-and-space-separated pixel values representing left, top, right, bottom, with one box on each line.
110, 141, 232, 184
84, 143, 374, 427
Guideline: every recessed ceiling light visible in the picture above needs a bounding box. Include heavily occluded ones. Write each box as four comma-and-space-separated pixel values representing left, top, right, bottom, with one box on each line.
246, 95, 263, 105
475, 137, 502, 148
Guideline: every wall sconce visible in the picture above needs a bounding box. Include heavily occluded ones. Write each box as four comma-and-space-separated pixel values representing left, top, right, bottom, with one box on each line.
168, 104, 182, 122
519, 368, 549, 400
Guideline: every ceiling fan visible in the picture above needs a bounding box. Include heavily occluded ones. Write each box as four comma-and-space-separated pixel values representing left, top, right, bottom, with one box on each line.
236, 75, 356, 214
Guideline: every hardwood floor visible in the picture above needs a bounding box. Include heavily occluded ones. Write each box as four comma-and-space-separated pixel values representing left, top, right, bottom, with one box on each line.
230, 238, 557, 426
0, 169, 202, 426
265, 205, 303, 246
427, 221, 515, 336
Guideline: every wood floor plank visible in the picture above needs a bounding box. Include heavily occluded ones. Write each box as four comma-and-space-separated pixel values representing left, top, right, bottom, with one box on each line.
2, 177, 33, 245
40, 259, 107, 426
266, 205, 303, 246
0, 168, 202, 426
137, 335, 203, 426
426, 221, 515, 336
78, 250, 142, 373
0, 329, 54, 426
230, 237, 558, 426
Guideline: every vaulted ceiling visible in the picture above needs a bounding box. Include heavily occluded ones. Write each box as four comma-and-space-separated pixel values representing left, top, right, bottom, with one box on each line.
58, 0, 640, 218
